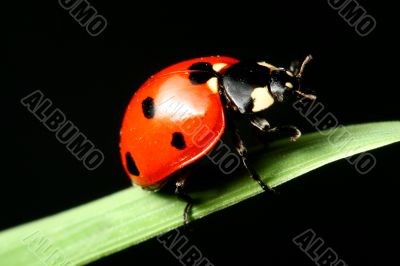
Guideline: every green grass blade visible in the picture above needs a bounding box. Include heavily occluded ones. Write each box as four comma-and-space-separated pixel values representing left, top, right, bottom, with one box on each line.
1, 121, 399, 265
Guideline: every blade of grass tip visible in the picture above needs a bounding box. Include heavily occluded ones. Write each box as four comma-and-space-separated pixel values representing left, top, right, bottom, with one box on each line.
258, 121, 400, 188
0, 121, 399, 265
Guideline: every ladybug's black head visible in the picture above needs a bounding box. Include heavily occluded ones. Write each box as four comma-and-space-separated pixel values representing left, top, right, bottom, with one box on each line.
222, 55, 316, 114
269, 55, 316, 103
269, 68, 299, 102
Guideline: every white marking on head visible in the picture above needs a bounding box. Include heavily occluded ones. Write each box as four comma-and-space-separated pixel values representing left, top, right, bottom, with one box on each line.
207, 77, 219, 93
251, 87, 275, 112
285, 82, 294, 89
212, 63, 227, 72
286, 70, 294, 77
258, 62, 278, 71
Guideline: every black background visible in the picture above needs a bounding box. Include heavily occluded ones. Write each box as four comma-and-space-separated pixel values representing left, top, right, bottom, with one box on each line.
4, 1, 399, 265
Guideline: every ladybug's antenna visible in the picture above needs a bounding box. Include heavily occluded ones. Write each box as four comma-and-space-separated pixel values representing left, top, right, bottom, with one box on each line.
295, 90, 317, 100
294, 54, 316, 100
296, 54, 313, 79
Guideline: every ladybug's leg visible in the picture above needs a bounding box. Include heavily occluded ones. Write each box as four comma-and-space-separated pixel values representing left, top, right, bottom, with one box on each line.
250, 117, 302, 142
175, 170, 193, 226
229, 120, 274, 192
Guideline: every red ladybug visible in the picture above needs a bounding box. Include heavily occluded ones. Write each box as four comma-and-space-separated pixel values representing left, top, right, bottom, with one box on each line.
120, 55, 315, 224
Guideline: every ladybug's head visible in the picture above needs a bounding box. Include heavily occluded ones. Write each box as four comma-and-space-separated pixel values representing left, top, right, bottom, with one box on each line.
269, 55, 316, 103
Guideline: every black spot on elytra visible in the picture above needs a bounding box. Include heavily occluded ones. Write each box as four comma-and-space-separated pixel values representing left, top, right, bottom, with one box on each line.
171, 132, 186, 150
126, 152, 140, 176
188, 62, 216, 84
142, 97, 155, 119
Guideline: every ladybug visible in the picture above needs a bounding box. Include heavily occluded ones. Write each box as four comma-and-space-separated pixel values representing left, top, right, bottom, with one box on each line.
120, 55, 316, 224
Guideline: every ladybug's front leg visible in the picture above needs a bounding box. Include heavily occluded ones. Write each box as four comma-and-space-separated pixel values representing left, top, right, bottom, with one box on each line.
250, 117, 302, 142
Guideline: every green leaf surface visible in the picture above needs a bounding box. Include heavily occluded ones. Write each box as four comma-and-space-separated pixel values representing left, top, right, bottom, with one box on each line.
1, 121, 399, 265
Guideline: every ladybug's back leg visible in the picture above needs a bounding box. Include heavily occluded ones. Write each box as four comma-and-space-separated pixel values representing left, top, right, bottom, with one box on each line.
174, 167, 194, 226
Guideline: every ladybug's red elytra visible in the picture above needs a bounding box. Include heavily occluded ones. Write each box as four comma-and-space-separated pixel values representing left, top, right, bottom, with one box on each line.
120, 55, 316, 224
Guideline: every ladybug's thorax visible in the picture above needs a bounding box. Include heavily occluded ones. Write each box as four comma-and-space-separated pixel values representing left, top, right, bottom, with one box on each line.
221, 62, 299, 114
